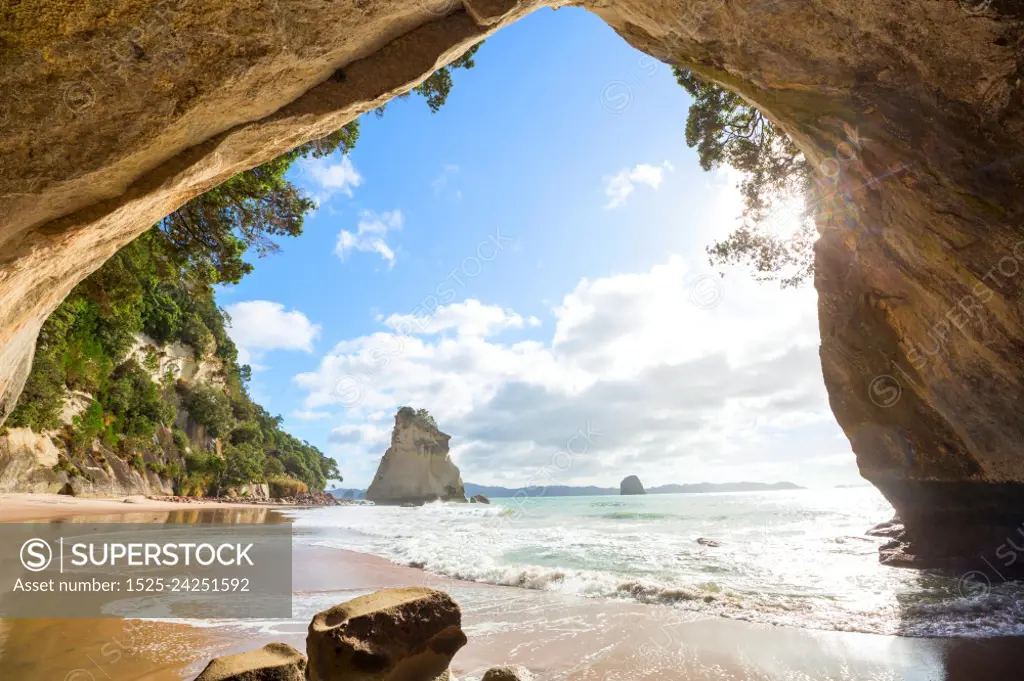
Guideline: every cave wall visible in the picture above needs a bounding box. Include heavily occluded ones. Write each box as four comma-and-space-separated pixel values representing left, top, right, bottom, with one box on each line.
2, 0, 1023, 564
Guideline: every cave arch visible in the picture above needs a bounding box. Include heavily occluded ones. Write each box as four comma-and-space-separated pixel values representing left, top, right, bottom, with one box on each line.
1, 0, 1022, 567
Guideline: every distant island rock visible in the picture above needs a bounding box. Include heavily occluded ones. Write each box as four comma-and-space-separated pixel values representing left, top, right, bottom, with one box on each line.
620, 475, 646, 495
365, 407, 467, 506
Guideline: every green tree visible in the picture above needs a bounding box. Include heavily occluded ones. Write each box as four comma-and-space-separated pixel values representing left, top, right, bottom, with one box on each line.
152, 121, 361, 290
415, 408, 437, 429
674, 68, 813, 287
180, 384, 234, 438
223, 442, 265, 487
375, 43, 483, 117
101, 360, 175, 439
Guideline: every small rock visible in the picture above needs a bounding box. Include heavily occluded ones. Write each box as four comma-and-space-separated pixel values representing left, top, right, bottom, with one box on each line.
306, 587, 467, 681
470, 494, 490, 504
482, 665, 533, 681
195, 642, 305, 681
866, 516, 904, 538
696, 537, 721, 547
620, 475, 646, 495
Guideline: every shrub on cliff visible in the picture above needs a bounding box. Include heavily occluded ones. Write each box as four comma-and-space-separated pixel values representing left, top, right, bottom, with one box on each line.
7, 352, 65, 431
397, 406, 438, 429
223, 442, 265, 488
181, 384, 234, 438
181, 451, 226, 496
268, 476, 308, 498
100, 360, 176, 438
69, 400, 110, 453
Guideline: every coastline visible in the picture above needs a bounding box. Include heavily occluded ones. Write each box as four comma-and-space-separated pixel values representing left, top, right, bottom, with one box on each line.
1, 500, 1022, 681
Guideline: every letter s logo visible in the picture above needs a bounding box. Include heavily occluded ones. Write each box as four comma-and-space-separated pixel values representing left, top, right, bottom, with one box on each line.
20, 538, 52, 572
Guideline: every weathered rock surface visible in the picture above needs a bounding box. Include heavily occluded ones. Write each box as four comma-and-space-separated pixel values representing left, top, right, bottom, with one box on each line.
0, 426, 174, 496
482, 666, 533, 681
306, 586, 467, 681
470, 494, 490, 504
0, 427, 63, 493
195, 642, 306, 681
0, 427, 178, 499
2, 1, 1024, 569
620, 475, 645, 495
366, 409, 467, 505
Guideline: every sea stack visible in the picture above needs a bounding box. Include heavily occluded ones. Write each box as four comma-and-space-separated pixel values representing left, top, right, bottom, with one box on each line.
620, 475, 646, 495
365, 407, 467, 505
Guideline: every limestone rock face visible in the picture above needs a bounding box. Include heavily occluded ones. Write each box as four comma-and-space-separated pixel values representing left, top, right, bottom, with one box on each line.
620, 475, 646, 495
195, 643, 306, 681
2, 1, 1024, 568
0, 427, 176, 496
0, 427, 63, 493
366, 409, 466, 505
306, 587, 467, 681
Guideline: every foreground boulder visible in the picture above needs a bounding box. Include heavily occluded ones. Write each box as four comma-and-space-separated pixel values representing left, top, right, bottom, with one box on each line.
306, 587, 467, 681
482, 666, 533, 681
195, 643, 305, 681
366, 408, 467, 505
620, 476, 646, 495
470, 494, 490, 504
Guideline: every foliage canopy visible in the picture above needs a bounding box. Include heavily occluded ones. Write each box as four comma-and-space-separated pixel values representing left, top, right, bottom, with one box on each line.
674, 68, 815, 288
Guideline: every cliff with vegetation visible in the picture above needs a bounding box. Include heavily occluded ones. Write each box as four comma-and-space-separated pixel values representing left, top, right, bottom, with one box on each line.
0, 214, 339, 498
365, 408, 467, 505
1, 1, 1022, 567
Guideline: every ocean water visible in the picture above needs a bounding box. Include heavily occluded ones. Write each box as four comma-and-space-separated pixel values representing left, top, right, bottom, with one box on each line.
290, 487, 1024, 638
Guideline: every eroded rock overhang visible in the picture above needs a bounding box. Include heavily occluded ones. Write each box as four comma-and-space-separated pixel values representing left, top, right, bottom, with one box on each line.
2, 0, 1022, 568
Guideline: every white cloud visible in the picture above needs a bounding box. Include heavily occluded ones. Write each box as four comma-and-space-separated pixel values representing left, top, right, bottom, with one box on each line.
328, 423, 392, 447
336, 210, 404, 267
290, 409, 332, 422
293, 256, 853, 489
384, 300, 535, 338
307, 155, 363, 198
225, 300, 320, 369
432, 163, 460, 196
603, 161, 674, 209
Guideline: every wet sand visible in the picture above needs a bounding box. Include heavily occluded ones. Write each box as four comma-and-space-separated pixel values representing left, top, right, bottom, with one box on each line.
2, 502, 1022, 680
0, 492, 283, 522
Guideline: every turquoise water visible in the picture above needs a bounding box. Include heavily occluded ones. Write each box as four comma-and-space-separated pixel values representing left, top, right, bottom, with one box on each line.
291, 487, 1024, 637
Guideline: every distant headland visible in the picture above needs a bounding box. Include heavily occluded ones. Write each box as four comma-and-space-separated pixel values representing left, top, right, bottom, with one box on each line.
331, 480, 805, 500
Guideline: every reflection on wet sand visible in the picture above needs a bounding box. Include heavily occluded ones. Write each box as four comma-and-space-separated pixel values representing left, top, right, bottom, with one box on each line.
0, 617, 235, 681
0, 506, 286, 680
46, 507, 287, 525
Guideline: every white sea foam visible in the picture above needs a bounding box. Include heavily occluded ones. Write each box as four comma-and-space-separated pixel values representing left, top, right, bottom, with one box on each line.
277, 489, 1024, 638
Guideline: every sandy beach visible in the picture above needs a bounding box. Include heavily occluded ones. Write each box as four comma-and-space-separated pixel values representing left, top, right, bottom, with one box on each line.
0, 492, 290, 522
2, 496, 1021, 681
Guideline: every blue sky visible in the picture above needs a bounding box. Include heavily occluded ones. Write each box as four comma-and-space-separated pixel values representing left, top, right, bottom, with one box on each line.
219, 7, 860, 490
